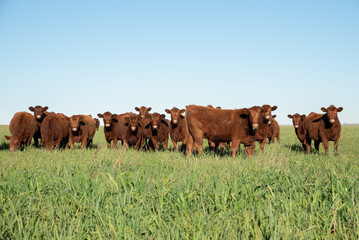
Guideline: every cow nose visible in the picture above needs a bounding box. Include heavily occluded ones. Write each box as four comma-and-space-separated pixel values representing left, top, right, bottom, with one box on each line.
105, 124, 110, 127
72, 128, 77, 131
265, 115, 271, 120
131, 126, 136, 131
173, 120, 178, 124
252, 123, 259, 129
294, 125, 299, 128
36, 115, 41, 119
330, 119, 335, 124
141, 115, 144, 118
153, 125, 158, 129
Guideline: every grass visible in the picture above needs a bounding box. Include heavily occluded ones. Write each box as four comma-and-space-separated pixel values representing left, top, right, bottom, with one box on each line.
0, 125, 359, 239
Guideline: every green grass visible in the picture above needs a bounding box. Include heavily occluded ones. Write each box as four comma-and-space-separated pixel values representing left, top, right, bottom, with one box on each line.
0, 125, 359, 239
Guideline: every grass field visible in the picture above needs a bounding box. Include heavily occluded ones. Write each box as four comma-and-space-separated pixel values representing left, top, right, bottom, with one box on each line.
0, 124, 358, 239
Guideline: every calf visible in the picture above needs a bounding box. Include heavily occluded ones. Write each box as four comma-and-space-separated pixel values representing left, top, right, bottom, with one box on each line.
69, 115, 97, 149
29, 105, 49, 146
288, 113, 306, 150
117, 113, 143, 150
253, 105, 278, 153
185, 105, 261, 158
97, 112, 119, 148
147, 113, 169, 151
5, 112, 38, 151
267, 115, 280, 144
305, 105, 343, 155
135, 107, 152, 149
40, 113, 70, 150
165, 107, 187, 151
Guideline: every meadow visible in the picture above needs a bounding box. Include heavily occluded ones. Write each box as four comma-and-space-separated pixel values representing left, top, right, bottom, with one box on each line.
0, 124, 358, 239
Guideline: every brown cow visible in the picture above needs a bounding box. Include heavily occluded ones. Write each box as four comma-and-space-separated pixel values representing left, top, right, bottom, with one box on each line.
135, 106, 152, 118
288, 113, 306, 150
147, 113, 169, 151
267, 115, 280, 144
185, 105, 261, 158
40, 113, 70, 150
5, 112, 38, 151
165, 107, 187, 151
29, 105, 49, 146
97, 112, 119, 148
206, 105, 227, 152
253, 105, 278, 153
94, 118, 100, 130
116, 113, 143, 150
304, 105, 343, 155
69, 115, 97, 149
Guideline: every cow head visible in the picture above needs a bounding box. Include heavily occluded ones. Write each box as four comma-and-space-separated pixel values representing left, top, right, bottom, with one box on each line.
288, 113, 306, 129
29, 105, 49, 120
124, 115, 141, 132
97, 112, 117, 128
135, 106, 152, 118
321, 105, 343, 124
261, 105, 277, 121
150, 113, 166, 131
165, 107, 185, 125
268, 115, 276, 126
207, 105, 221, 109
241, 106, 262, 132
69, 115, 85, 132
4, 135, 20, 151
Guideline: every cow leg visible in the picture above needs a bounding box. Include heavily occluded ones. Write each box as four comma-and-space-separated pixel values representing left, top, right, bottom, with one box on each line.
163, 137, 169, 151
112, 138, 118, 149
123, 140, 129, 150
231, 139, 240, 157
306, 139, 312, 155
81, 137, 87, 149
69, 136, 75, 149
186, 133, 195, 157
321, 139, 329, 155
106, 140, 111, 148
276, 134, 280, 144
259, 139, 266, 153
244, 144, 253, 158
314, 141, 320, 153
333, 137, 340, 156
171, 138, 178, 151
34, 137, 39, 147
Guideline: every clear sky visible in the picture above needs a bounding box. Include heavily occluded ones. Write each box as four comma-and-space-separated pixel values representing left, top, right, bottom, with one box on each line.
1, 0, 358, 125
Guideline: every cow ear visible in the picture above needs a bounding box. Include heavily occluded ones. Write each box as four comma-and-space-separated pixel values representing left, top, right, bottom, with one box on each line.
337, 107, 343, 112
272, 115, 277, 118
160, 114, 165, 119
321, 107, 327, 112
287, 114, 293, 119
4, 135, 11, 140
124, 117, 129, 126
216, 107, 221, 109
112, 114, 118, 119
301, 115, 306, 120
43, 106, 49, 111
271, 106, 278, 111
135, 107, 140, 112
29, 107, 34, 112
180, 109, 185, 114
165, 109, 171, 114
240, 108, 249, 118
180, 115, 185, 119
97, 114, 103, 118
161, 119, 169, 126
79, 117, 86, 125
147, 107, 152, 112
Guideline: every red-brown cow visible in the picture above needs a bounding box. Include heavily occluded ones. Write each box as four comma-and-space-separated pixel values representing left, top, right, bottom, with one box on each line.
97, 112, 119, 148
185, 105, 261, 158
267, 115, 280, 144
29, 105, 49, 147
165, 107, 187, 151
304, 105, 343, 155
135, 106, 152, 118
206, 105, 227, 152
69, 115, 97, 149
94, 118, 100, 130
288, 113, 306, 150
147, 113, 169, 151
116, 113, 143, 150
5, 112, 38, 151
253, 105, 278, 153
40, 113, 70, 150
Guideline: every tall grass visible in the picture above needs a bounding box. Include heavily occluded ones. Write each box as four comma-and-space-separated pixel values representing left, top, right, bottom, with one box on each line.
0, 125, 358, 239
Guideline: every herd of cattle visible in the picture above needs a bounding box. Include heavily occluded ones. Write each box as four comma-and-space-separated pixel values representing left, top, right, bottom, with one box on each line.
4, 104, 343, 157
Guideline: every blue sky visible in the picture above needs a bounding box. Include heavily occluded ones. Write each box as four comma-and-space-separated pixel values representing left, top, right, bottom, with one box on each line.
1, 0, 358, 125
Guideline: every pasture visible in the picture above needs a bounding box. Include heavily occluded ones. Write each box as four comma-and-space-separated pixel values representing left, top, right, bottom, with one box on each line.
0, 124, 358, 239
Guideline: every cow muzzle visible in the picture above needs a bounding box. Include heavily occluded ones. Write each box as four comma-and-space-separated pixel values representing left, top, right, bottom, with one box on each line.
330, 119, 335, 124
252, 123, 259, 131
265, 115, 271, 120
131, 126, 136, 132
294, 125, 299, 129
172, 120, 178, 124
105, 123, 111, 127
36, 115, 41, 119
153, 125, 158, 129
72, 128, 77, 131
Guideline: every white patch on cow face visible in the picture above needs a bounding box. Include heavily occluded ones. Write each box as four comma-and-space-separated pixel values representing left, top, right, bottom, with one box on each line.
131, 126, 136, 131
294, 125, 299, 129
105, 123, 111, 127
72, 128, 77, 131
36, 115, 41, 119
330, 119, 335, 124
153, 125, 158, 129
173, 119, 178, 124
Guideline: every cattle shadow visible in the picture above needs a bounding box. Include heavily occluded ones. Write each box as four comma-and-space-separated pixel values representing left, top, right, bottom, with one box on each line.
0, 142, 9, 150
284, 144, 320, 154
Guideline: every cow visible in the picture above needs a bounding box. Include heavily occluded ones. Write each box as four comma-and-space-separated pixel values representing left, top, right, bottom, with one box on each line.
94, 118, 100, 130
288, 113, 306, 150
97, 112, 120, 148
69, 115, 97, 149
147, 113, 169, 151
135, 106, 152, 118
185, 105, 261, 158
116, 113, 143, 150
165, 107, 187, 151
40, 113, 70, 150
29, 105, 49, 147
206, 105, 227, 152
267, 115, 280, 144
5, 112, 38, 151
253, 105, 278, 153
304, 105, 343, 155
